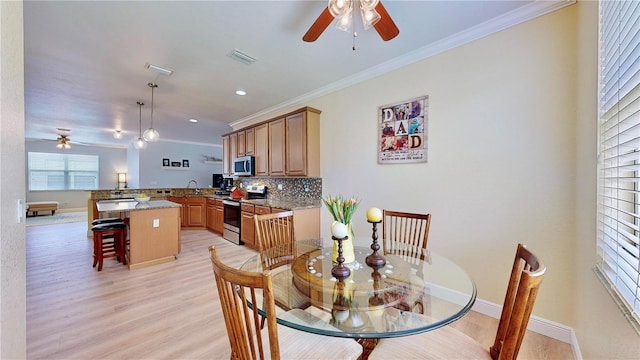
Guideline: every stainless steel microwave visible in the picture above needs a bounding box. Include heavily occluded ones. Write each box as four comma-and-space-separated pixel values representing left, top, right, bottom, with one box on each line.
233, 155, 255, 176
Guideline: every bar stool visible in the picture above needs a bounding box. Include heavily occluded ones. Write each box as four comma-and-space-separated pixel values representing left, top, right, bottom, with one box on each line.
91, 217, 123, 226
91, 222, 127, 271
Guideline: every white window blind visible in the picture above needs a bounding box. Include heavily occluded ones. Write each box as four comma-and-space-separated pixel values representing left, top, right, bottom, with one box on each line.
597, 0, 640, 330
28, 152, 99, 190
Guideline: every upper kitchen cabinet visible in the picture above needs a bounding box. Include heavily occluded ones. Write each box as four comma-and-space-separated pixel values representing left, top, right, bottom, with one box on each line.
222, 107, 321, 177
286, 109, 320, 177
222, 135, 231, 176
254, 123, 268, 176
268, 118, 286, 176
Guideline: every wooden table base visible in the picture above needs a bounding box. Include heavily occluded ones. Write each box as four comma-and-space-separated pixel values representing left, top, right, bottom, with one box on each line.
356, 338, 379, 360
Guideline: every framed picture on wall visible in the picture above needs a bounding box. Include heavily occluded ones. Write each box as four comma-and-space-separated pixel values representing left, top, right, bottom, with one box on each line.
378, 95, 429, 164
163, 158, 170, 167
182, 159, 190, 168
171, 161, 181, 167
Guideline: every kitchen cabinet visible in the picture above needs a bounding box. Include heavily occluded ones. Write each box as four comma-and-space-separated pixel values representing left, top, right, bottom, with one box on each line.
237, 128, 254, 156
222, 107, 320, 177
207, 198, 224, 234
214, 199, 224, 233
237, 131, 246, 156
268, 118, 286, 176
285, 108, 320, 176
222, 135, 231, 176
168, 196, 206, 229
241, 203, 256, 249
254, 123, 268, 176
244, 128, 255, 155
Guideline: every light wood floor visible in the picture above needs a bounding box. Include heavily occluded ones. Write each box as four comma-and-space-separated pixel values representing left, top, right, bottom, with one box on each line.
26, 221, 574, 359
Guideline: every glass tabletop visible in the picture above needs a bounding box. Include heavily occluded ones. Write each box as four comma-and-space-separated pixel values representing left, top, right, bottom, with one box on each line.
240, 238, 477, 339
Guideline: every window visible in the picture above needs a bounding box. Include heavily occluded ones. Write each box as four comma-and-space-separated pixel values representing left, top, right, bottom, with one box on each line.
596, 0, 640, 331
28, 152, 99, 190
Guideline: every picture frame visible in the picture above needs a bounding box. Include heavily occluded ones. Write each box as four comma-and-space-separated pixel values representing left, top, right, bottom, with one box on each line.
182, 159, 189, 168
163, 158, 170, 167
171, 161, 181, 167
378, 95, 429, 164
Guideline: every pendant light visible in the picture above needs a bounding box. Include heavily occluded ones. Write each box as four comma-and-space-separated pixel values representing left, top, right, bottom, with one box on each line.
143, 82, 160, 141
134, 101, 146, 149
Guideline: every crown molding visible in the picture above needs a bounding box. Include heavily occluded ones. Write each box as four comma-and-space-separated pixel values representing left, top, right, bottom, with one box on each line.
231, 0, 576, 129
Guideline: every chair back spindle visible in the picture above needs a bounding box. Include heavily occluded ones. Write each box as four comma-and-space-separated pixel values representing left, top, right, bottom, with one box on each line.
382, 210, 431, 261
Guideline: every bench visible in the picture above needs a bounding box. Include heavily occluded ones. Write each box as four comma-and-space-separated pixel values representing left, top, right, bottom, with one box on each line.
26, 201, 59, 217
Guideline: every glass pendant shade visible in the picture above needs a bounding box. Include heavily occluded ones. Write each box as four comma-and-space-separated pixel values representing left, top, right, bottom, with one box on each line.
134, 137, 146, 149
113, 130, 123, 139
144, 82, 160, 142
143, 127, 159, 142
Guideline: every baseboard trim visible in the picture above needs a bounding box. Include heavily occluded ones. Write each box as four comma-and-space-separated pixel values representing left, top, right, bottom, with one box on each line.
472, 298, 582, 359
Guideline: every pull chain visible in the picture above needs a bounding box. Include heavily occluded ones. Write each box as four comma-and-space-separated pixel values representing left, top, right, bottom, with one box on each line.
352, 31, 358, 51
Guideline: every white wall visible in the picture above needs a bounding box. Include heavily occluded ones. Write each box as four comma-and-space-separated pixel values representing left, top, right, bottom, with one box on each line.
238, 3, 640, 358
133, 140, 222, 189
0, 0, 26, 357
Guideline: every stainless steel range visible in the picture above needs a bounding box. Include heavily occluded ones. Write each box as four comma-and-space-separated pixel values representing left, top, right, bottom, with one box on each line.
222, 185, 267, 245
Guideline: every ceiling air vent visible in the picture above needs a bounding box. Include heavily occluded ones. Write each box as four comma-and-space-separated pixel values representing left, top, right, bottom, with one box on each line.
227, 49, 257, 65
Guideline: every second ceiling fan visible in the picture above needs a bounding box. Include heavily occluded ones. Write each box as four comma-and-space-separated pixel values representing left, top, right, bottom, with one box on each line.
303, 0, 399, 42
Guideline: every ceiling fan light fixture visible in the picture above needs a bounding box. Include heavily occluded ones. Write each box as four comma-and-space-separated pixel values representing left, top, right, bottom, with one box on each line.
56, 135, 71, 149
359, 0, 379, 11
335, 6, 353, 32
328, 0, 351, 17
360, 7, 381, 30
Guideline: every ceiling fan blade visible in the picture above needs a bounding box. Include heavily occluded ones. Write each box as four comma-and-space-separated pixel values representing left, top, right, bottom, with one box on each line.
373, 2, 399, 41
303, 7, 334, 42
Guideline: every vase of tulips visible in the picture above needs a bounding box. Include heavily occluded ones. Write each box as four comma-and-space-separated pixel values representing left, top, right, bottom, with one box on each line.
323, 194, 360, 264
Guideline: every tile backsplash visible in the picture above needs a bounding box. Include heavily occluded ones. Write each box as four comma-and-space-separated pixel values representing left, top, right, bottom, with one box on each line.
237, 177, 322, 201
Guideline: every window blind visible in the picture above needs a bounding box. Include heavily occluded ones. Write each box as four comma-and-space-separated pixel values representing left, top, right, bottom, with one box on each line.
28, 152, 99, 190
597, 0, 640, 329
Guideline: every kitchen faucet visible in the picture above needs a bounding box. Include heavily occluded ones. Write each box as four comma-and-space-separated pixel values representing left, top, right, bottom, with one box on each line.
187, 180, 200, 194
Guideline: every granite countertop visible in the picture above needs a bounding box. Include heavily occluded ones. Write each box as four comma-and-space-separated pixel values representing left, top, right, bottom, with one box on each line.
96, 199, 181, 212
240, 198, 321, 210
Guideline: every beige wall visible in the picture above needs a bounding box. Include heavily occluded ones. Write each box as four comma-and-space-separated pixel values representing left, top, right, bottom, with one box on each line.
241, 2, 640, 358
0, 0, 26, 358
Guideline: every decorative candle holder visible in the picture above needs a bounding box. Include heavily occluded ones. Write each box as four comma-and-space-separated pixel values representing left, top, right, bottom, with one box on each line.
331, 235, 351, 279
365, 220, 386, 267
368, 265, 384, 308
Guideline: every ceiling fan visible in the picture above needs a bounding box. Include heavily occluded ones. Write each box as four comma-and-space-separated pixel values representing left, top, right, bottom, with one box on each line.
303, 0, 399, 42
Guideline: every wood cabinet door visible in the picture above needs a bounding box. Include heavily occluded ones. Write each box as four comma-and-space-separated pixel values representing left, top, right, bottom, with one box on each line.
186, 203, 205, 227
286, 111, 307, 176
268, 118, 286, 176
245, 128, 255, 155
229, 132, 238, 161
241, 211, 255, 249
214, 205, 224, 234
237, 131, 246, 156
206, 204, 215, 230
254, 123, 269, 176
168, 197, 187, 227
222, 135, 231, 176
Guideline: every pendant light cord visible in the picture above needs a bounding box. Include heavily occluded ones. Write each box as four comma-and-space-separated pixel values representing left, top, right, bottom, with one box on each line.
148, 83, 158, 128
137, 101, 144, 136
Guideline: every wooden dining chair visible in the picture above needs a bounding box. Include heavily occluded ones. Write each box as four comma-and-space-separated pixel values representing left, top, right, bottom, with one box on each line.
382, 209, 432, 262
208, 246, 362, 360
369, 243, 546, 360
254, 211, 295, 270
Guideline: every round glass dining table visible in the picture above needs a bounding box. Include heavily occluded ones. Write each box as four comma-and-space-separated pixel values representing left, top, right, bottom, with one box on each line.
240, 238, 477, 352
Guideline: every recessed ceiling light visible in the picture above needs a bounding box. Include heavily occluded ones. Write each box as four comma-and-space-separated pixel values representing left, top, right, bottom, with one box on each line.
236, 90, 247, 96
189, 118, 198, 123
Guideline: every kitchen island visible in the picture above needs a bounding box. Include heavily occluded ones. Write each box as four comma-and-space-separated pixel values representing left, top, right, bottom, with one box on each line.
96, 200, 181, 270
